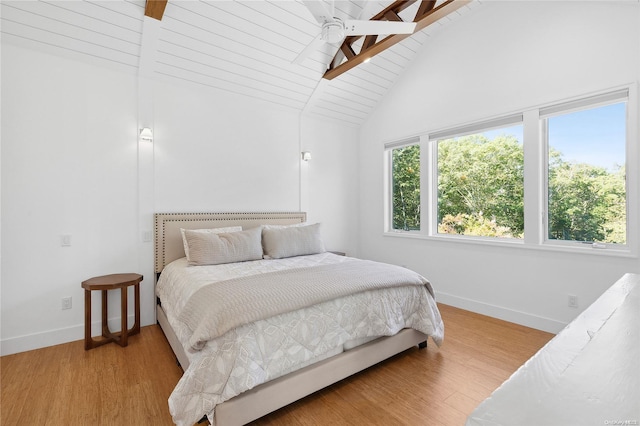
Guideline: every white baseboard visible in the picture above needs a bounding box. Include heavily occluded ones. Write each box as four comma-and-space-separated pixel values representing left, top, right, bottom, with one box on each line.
0, 315, 142, 356
435, 291, 566, 334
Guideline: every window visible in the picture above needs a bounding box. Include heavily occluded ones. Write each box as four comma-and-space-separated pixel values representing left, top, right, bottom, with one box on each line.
436, 123, 524, 239
544, 94, 627, 245
389, 142, 421, 231
384, 87, 634, 253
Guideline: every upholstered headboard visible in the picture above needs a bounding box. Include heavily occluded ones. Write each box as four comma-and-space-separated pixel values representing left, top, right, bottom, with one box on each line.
154, 212, 307, 274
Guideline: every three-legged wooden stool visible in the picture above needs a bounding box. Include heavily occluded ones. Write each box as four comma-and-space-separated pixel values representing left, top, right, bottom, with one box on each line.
81, 273, 143, 350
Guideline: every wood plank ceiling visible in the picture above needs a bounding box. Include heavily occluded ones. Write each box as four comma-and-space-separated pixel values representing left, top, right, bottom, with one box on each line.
1, 0, 481, 126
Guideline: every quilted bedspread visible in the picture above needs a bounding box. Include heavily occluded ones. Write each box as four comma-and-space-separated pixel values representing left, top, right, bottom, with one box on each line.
157, 253, 444, 426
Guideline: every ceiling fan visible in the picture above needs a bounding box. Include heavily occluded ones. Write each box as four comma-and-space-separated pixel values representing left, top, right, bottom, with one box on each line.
294, 0, 417, 66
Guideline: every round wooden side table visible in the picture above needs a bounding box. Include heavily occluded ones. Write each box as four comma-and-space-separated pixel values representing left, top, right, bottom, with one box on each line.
81, 273, 143, 350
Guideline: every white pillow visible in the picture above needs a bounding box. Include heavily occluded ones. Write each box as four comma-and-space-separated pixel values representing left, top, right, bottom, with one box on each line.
262, 222, 307, 230
180, 226, 242, 260
183, 226, 262, 265
262, 223, 325, 259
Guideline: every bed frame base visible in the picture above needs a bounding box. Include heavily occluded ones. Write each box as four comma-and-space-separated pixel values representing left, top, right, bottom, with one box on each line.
217, 328, 428, 425
157, 305, 190, 370
157, 305, 427, 425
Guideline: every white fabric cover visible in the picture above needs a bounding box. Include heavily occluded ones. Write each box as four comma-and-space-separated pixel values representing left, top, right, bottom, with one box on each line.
262, 222, 325, 259
180, 226, 242, 260
179, 259, 432, 351
183, 226, 262, 265
466, 273, 639, 426
156, 253, 444, 426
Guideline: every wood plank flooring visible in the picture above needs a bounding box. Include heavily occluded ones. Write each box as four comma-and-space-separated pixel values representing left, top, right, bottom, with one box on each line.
1, 304, 554, 425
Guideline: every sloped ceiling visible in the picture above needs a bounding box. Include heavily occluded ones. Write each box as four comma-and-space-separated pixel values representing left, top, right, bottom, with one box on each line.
1, 0, 480, 126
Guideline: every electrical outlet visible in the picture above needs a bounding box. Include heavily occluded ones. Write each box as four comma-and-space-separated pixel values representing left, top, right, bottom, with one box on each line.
61, 234, 72, 247
62, 297, 72, 310
568, 294, 578, 308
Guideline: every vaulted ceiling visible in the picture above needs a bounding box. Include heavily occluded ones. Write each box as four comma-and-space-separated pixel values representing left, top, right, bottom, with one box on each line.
1, 0, 480, 126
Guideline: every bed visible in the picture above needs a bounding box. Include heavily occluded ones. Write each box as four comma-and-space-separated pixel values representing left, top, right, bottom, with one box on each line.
154, 212, 444, 426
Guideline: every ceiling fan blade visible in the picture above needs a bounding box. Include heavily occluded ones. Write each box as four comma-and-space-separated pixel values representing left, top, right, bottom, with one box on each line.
343, 19, 416, 36
292, 34, 325, 65
302, 0, 335, 24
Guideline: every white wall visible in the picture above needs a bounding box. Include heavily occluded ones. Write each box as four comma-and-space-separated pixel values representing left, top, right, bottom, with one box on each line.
151, 79, 359, 255
359, 1, 640, 332
1, 44, 140, 353
154, 82, 299, 212
1, 44, 359, 355
301, 115, 359, 256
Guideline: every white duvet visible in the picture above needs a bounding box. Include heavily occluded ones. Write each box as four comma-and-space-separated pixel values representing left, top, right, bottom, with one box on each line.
156, 253, 444, 426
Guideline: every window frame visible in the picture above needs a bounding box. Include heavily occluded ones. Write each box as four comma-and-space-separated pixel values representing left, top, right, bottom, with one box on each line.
541, 90, 630, 250
384, 137, 421, 233
429, 115, 524, 241
383, 85, 638, 257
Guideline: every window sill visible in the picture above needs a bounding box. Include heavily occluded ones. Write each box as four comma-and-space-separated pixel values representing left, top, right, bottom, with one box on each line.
383, 231, 637, 258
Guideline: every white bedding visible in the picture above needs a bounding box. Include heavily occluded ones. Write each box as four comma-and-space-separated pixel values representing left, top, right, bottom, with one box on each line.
157, 252, 444, 426
466, 273, 639, 426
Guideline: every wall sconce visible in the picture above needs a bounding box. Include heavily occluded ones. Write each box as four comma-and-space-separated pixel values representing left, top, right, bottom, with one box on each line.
139, 127, 153, 142
301, 151, 312, 161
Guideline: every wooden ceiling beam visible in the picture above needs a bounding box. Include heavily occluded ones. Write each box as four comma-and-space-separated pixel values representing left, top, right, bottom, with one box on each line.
341, 1, 417, 47
371, 0, 419, 21
340, 43, 356, 60
145, 0, 168, 21
362, 34, 378, 50
414, 0, 469, 32
385, 10, 402, 22
323, 0, 471, 80
416, 0, 438, 20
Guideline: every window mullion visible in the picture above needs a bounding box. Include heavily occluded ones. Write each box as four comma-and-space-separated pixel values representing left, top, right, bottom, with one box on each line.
419, 135, 431, 236
523, 109, 543, 245
624, 84, 638, 255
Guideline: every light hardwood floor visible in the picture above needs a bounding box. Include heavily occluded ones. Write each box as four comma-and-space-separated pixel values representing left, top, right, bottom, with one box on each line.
1, 304, 553, 425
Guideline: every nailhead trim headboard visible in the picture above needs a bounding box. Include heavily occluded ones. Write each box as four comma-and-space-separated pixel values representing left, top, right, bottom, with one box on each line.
154, 212, 307, 274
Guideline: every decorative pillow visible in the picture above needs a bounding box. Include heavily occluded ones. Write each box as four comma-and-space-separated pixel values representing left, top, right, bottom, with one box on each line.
183, 226, 263, 265
180, 226, 242, 260
262, 222, 307, 230
262, 223, 325, 259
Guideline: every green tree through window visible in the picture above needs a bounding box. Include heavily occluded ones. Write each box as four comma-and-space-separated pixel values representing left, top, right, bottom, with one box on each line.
391, 144, 420, 231
387, 91, 629, 247
546, 101, 627, 244
437, 132, 524, 238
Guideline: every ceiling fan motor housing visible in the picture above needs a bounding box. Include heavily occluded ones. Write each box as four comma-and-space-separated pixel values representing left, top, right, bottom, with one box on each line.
321, 18, 345, 44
